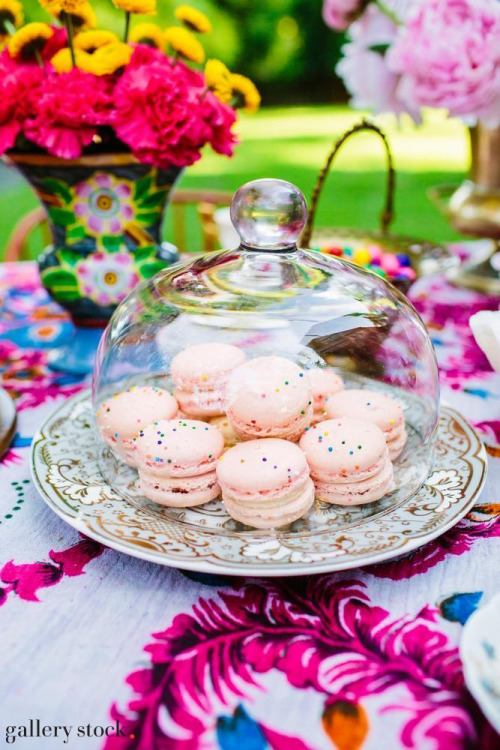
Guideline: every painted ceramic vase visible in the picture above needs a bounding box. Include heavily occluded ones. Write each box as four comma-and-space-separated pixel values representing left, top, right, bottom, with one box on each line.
8, 153, 181, 324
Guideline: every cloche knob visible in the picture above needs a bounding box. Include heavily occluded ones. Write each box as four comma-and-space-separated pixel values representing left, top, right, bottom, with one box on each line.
230, 178, 307, 250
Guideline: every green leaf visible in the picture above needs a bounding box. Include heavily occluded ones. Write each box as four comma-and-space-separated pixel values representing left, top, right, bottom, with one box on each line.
48, 206, 76, 227
53, 288, 82, 302
43, 178, 73, 205
41, 267, 79, 290
369, 43, 390, 56
132, 245, 156, 262
101, 235, 123, 252
138, 190, 168, 209
134, 175, 153, 201
136, 211, 161, 226
66, 225, 87, 242
57, 248, 81, 267
138, 260, 166, 279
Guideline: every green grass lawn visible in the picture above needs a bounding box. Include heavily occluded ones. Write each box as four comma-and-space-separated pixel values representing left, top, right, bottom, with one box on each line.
0, 105, 469, 260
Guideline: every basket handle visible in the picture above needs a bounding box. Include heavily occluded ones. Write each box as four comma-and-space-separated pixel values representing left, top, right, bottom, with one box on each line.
301, 118, 396, 248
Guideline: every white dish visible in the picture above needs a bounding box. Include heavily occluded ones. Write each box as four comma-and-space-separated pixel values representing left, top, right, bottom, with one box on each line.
31, 390, 487, 577
461, 593, 500, 733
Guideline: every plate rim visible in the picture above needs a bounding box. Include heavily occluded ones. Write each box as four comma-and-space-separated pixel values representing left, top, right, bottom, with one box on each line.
30, 390, 488, 577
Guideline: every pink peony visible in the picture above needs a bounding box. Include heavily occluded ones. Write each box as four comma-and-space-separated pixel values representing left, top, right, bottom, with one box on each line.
336, 4, 420, 119
24, 69, 113, 159
322, 0, 367, 31
113, 51, 237, 168
0, 52, 43, 154
388, 0, 500, 126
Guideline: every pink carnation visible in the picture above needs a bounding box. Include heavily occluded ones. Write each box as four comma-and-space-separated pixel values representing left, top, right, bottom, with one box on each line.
388, 0, 500, 126
24, 69, 112, 160
0, 52, 43, 154
41, 26, 68, 62
322, 0, 367, 31
336, 5, 420, 119
113, 51, 237, 168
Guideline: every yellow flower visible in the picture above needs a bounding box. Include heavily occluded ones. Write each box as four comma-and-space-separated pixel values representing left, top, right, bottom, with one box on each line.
37, 0, 61, 14
129, 22, 164, 50
61, 0, 87, 12
0, 0, 23, 40
111, 0, 156, 15
229, 74, 261, 112
8, 22, 53, 60
38, 0, 87, 14
74, 29, 119, 53
51, 2, 96, 30
204, 59, 231, 103
91, 41, 132, 75
174, 5, 211, 34
164, 25, 204, 63
50, 46, 94, 72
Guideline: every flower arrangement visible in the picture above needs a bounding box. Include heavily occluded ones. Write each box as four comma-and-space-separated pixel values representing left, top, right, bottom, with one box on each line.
323, 0, 500, 128
0, 0, 261, 164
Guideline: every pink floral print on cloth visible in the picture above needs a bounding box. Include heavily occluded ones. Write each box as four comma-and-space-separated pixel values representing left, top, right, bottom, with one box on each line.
0, 537, 104, 606
366, 503, 500, 580
106, 579, 498, 750
409, 271, 500, 445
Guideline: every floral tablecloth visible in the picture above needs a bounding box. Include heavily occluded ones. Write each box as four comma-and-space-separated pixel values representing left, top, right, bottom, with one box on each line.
1, 260, 500, 750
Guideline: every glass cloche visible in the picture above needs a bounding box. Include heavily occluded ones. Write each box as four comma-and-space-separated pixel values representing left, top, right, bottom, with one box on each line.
92, 179, 439, 534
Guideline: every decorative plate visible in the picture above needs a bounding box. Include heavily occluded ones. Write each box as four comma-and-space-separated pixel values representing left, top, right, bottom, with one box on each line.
461, 593, 500, 733
30, 390, 487, 577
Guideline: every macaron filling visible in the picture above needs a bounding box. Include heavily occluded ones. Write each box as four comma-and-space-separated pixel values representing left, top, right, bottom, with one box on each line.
220, 465, 310, 505
222, 479, 315, 528
307, 452, 388, 484
315, 459, 393, 505
229, 403, 313, 440
139, 471, 220, 506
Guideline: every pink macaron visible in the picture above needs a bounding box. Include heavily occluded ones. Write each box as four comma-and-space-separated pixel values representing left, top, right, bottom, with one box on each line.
135, 418, 224, 506
226, 356, 313, 441
325, 389, 407, 460
171, 343, 247, 419
96, 385, 178, 467
216, 438, 315, 528
308, 368, 344, 423
299, 418, 393, 505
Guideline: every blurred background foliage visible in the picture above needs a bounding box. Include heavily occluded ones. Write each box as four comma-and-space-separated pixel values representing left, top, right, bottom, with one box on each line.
1, 0, 469, 258
22, 0, 346, 101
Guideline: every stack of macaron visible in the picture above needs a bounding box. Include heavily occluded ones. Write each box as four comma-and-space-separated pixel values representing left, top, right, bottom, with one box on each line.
324, 389, 407, 460
225, 356, 313, 442
96, 342, 408, 528
216, 439, 315, 529
171, 343, 246, 419
135, 419, 224, 506
299, 419, 393, 505
97, 385, 178, 467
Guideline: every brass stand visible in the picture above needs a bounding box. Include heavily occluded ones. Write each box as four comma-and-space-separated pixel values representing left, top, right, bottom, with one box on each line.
429, 125, 500, 296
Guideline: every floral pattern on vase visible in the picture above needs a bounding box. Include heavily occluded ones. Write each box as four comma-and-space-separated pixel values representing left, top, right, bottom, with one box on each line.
71, 173, 136, 238
8, 154, 181, 324
74, 252, 140, 307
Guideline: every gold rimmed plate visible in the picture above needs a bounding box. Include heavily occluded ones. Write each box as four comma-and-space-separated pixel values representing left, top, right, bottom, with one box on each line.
30, 390, 487, 577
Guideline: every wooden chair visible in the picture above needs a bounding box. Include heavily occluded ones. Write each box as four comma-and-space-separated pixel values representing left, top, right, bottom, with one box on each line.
3, 188, 233, 261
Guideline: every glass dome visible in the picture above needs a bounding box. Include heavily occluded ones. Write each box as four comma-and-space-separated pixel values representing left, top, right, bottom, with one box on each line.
92, 179, 439, 535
